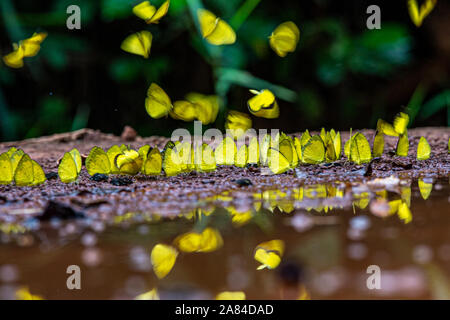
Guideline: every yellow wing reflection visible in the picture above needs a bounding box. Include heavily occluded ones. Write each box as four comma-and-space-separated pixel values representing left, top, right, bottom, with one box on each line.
254, 239, 285, 270
174, 227, 223, 253
151, 244, 178, 279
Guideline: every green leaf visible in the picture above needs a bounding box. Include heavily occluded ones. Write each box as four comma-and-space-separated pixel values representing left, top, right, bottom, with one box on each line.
407, 83, 428, 125
418, 90, 450, 121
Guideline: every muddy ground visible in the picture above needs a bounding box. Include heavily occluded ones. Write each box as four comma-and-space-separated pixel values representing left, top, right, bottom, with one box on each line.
0, 127, 448, 219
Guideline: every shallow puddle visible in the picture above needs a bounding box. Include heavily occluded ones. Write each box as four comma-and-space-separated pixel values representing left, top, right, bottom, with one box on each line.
1, 178, 449, 299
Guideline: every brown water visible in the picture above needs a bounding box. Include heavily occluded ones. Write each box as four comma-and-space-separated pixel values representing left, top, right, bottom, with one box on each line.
1, 178, 449, 300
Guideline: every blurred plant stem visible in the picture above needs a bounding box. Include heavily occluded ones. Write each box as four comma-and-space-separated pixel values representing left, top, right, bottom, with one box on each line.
216, 68, 297, 102
407, 82, 428, 126
230, 0, 262, 31
0, 89, 16, 141
0, 0, 25, 40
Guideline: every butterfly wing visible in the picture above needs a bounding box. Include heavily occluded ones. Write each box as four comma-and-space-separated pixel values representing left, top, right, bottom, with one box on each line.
145, 83, 172, 119
151, 244, 178, 279
416, 136, 430, 160
120, 31, 152, 58
58, 152, 78, 183
86, 147, 111, 176
0, 153, 13, 185
14, 154, 34, 186
132, 1, 157, 20
31, 160, 46, 186
148, 0, 170, 24
143, 147, 162, 175
270, 21, 300, 57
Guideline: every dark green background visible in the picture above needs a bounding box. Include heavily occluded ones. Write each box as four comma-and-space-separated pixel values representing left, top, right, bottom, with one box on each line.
0, 0, 449, 142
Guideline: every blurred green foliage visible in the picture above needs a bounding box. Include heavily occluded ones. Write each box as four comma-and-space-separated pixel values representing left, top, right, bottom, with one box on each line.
0, 0, 448, 142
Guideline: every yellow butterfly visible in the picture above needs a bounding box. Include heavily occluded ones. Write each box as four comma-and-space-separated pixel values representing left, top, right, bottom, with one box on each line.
115, 148, 143, 175
401, 186, 411, 207
323, 130, 341, 161
216, 291, 246, 300
377, 119, 398, 137
319, 128, 327, 143
302, 135, 325, 164
170, 100, 198, 122
344, 129, 353, 158
58, 148, 82, 183
15, 287, 44, 300
397, 201, 412, 224
269, 21, 300, 57
142, 147, 162, 175
3, 44, 25, 68
175, 141, 193, 172
396, 132, 409, 157
151, 243, 178, 279
14, 154, 46, 186
393, 112, 409, 136
0, 152, 13, 185
293, 136, 303, 162
349, 132, 372, 164
86, 146, 111, 176
145, 83, 172, 119
294, 130, 312, 162
162, 141, 183, 176
185, 92, 219, 125
416, 136, 430, 160
215, 136, 237, 165
267, 147, 291, 174
138, 145, 151, 162
2, 32, 47, 68
372, 130, 385, 157
248, 136, 260, 165
235, 144, 248, 168
133, 0, 170, 24
194, 143, 216, 172
9, 148, 25, 176
120, 30, 152, 58
227, 206, 253, 227
254, 240, 284, 270
280, 133, 298, 167
174, 227, 223, 253
225, 110, 252, 139
247, 89, 280, 119
418, 178, 433, 200
259, 134, 272, 166
107, 145, 123, 174
197, 9, 236, 46
301, 129, 311, 145
21, 32, 48, 57
408, 0, 437, 27
135, 288, 160, 300
331, 130, 341, 160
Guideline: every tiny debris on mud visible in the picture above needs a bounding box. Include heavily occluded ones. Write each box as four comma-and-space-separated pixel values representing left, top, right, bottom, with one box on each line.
39, 201, 85, 221
110, 177, 133, 186
91, 173, 109, 182
234, 178, 253, 186
45, 172, 58, 180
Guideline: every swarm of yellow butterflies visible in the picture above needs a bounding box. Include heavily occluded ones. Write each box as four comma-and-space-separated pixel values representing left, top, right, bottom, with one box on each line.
0, 147, 46, 186
2, 121, 440, 187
